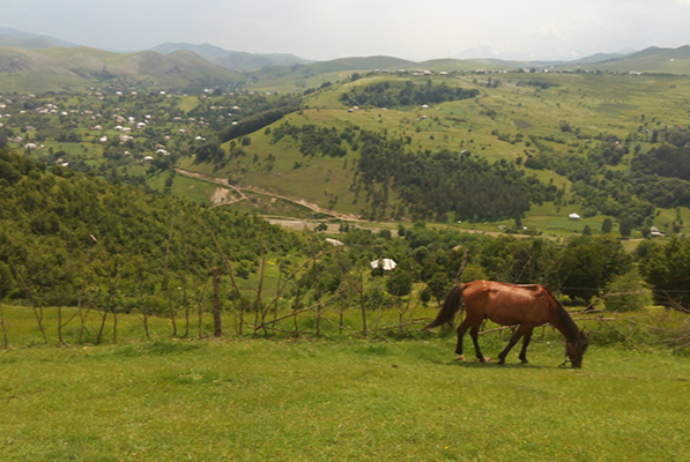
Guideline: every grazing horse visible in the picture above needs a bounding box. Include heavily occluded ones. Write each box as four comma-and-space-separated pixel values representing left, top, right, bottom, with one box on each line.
426, 281, 589, 368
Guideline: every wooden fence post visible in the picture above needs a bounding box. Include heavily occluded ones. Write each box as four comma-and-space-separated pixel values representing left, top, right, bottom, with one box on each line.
212, 267, 222, 337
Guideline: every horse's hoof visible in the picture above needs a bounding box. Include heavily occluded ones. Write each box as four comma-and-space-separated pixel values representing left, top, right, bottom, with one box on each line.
456, 354, 466, 361
478, 357, 491, 363
521, 359, 529, 365
498, 359, 506, 366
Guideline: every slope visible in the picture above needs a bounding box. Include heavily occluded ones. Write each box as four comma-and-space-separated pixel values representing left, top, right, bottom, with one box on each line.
179, 71, 690, 235
0, 46, 243, 91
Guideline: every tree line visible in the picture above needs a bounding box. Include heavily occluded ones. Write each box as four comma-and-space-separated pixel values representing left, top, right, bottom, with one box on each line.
339, 80, 479, 108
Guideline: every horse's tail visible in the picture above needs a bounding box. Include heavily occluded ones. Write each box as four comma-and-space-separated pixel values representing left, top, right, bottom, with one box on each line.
425, 284, 466, 329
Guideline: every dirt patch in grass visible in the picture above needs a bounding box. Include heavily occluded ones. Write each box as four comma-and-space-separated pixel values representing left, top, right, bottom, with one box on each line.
513, 119, 533, 129
211, 187, 232, 205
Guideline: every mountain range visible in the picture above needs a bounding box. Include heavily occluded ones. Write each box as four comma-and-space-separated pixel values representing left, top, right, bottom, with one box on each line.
1, 26, 689, 93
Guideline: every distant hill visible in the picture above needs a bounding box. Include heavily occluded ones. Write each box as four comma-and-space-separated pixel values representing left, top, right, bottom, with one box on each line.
557, 45, 690, 73
0, 45, 242, 91
0, 26, 78, 48
149, 42, 234, 61
567, 52, 630, 65
245, 55, 417, 92
149, 42, 312, 71
310, 56, 415, 73
214, 51, 312, 71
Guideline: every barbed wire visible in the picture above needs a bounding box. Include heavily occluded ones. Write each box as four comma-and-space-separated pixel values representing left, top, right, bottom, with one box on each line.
560, 286, 690, 294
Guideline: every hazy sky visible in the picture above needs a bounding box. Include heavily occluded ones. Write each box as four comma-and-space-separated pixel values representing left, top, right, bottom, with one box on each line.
2, 0, 690, 61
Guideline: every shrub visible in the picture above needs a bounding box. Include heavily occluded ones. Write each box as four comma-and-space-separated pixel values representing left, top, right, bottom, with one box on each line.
604, 267, 653, 312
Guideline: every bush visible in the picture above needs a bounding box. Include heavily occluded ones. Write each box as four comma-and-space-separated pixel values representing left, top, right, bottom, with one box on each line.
604, 267, 653, 312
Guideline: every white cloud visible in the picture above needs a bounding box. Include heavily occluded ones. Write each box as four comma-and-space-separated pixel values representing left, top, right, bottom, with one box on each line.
1, 0, 689, 61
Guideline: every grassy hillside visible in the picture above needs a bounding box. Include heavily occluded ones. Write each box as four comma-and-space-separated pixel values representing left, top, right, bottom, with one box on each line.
0, 46, 243, 92
247, 56, 417, 93
150, 42, 234, 61
215, 51, 312, 72
558, 45, 690, 74
179, 71, 690, 236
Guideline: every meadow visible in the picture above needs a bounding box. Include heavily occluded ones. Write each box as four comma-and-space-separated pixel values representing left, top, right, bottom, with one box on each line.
173, 72, 690, 237
1, 304, 690, 461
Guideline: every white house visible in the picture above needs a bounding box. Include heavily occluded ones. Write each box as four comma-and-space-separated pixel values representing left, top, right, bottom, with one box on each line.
370, 258, 397, 271
650, 226, 665, 238
569, 213, 581, 221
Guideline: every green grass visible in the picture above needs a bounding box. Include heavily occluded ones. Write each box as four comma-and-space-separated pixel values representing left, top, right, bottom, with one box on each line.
0, 309, 689, 461
177, 96, 201, 112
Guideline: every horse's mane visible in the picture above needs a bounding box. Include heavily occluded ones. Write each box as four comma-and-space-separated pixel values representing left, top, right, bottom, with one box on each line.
544, 288, 580, 344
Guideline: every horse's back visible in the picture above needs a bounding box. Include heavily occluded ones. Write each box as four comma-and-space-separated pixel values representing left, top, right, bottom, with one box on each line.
462, 280, 554, 326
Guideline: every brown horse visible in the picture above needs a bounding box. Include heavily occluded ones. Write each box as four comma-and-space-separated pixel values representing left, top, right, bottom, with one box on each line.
426, 281, 589, 368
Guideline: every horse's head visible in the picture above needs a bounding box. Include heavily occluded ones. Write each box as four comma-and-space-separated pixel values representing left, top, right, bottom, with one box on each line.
565, 330, 589, 368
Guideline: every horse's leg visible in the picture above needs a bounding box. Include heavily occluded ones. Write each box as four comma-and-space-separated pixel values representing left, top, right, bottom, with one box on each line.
497, 324, 531, 366
518, 327, 534, 364
469, 324, 487, 363
454, 318, 472, 361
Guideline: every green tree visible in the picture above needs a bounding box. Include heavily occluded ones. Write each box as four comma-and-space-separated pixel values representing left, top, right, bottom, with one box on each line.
619, 218, 634, 238
639, 237, 690, 307
601, 218, 613, 234
604, 267, 652, 312
386, 270, 412, 297
555, 236, 632, 300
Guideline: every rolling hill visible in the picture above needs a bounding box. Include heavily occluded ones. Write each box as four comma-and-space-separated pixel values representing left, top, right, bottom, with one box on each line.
149, 42, 312, 71
173, 69, 690, 237
214, 51, 312, 71
149, 42, 235, 61
0, 26, 78, 48
0, 45, 243, 91
557, 45, 690, 74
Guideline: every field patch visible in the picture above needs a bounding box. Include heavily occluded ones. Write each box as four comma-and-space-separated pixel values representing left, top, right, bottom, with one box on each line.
513, 119, 533, 129
597, 103, 640, 111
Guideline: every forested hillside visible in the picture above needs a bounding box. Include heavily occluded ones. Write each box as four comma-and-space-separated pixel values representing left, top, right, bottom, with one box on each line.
0, 150, 308, 309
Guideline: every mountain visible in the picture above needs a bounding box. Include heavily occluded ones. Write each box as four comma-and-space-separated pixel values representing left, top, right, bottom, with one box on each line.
149, 42, 312, 71
214, 51, 312, 71
149, 42, 234, 61
557, 45, 690, 73
566, 52, 630, 65
0, 46, 242, 91
0, 46, 75, 74
0, 26, 78, 48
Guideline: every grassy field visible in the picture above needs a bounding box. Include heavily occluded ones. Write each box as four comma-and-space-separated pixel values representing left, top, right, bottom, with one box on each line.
174, 72, 690, 236
1, 304, 690, 461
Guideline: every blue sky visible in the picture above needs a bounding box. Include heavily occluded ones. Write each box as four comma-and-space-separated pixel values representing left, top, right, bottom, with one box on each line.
1, 0, 689, 61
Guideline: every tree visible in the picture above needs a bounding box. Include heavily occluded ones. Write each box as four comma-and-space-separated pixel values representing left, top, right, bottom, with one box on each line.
601, 218, 613, 234
619, 218, 634, 238
639, 237, 690, 308
555, 236, 632, 300
386, 270, 412, 297
604, 267, 652, 312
